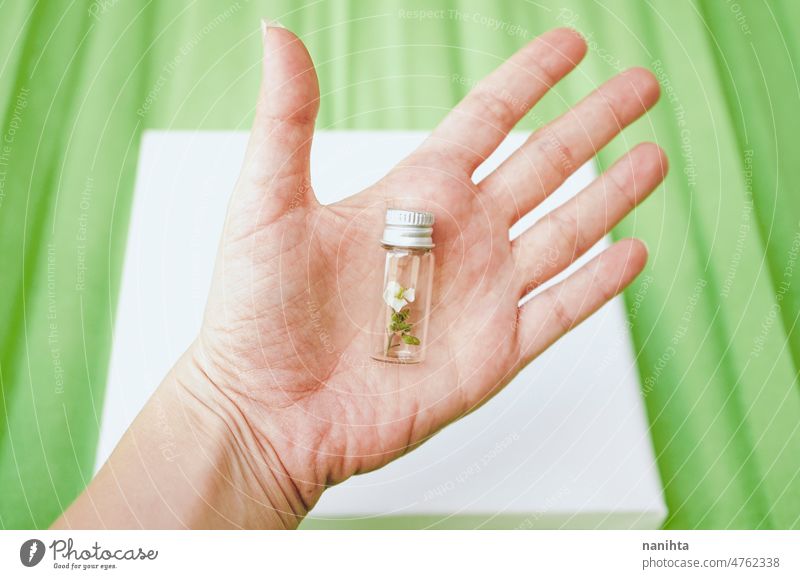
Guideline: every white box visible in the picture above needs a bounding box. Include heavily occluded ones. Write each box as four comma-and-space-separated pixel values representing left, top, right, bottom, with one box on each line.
99, 130, 666, 529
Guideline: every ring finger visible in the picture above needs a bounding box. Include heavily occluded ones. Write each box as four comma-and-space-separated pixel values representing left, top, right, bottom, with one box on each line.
512, 142, 668, 297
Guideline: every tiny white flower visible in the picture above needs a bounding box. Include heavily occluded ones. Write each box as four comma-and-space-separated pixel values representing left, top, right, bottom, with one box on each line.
383, 280, 415, 313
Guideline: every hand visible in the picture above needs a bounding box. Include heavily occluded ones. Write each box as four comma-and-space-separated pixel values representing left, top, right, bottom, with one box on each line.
183, 25, 666, 526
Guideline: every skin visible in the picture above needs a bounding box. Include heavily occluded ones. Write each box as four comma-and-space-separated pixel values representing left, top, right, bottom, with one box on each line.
53, 24, 667, 529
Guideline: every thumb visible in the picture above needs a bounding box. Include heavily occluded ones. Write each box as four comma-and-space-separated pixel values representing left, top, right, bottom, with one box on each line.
237, 22, 320, 218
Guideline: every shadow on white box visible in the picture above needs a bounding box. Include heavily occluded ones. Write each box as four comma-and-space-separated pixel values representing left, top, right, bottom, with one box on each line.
98, 130, 666, 529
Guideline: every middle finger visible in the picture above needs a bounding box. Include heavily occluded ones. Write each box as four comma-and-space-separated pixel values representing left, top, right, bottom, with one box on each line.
479, 67, 660, 225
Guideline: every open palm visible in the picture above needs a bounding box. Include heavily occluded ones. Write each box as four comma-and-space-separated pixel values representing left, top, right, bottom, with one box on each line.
193, 25, 666, 512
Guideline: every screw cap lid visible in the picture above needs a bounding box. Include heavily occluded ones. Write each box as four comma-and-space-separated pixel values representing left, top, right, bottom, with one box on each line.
381, 209, 435, 249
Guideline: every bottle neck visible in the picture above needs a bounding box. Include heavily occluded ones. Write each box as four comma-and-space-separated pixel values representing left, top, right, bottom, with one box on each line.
381, 244, 432, 253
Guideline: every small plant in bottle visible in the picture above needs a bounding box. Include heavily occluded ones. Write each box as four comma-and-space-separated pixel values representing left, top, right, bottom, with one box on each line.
383, 281, 421, 354
371, 210, 435, 364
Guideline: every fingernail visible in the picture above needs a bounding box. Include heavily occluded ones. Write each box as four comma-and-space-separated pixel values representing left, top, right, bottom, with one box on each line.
261, 18, 286, 37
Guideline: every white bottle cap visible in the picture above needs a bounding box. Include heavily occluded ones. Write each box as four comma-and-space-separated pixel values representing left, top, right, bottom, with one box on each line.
381, 209, 435, 249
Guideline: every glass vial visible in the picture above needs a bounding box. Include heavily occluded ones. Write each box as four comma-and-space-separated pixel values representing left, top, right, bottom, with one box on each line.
371, 209, 435, 364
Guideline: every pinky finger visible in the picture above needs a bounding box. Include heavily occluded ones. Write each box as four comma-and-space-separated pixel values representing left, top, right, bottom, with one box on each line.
515, 238, 648, 364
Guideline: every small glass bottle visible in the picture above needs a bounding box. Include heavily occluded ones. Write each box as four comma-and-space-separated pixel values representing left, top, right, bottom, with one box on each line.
371, 209, 435, 364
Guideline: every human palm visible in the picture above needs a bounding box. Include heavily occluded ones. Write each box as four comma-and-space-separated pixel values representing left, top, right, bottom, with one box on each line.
193, 25, 666, 511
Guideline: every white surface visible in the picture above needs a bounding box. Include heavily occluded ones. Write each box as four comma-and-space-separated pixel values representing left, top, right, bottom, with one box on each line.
98, 130, 666, 529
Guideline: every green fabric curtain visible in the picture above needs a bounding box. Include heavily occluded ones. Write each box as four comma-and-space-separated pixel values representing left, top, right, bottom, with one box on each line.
1, 0, 798, 529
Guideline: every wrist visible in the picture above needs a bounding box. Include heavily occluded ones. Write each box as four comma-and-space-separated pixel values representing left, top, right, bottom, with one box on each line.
169, 345, 309, 528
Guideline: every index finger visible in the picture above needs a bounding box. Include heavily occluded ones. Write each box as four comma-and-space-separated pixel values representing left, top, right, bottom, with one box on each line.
420, 28, 587, 172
